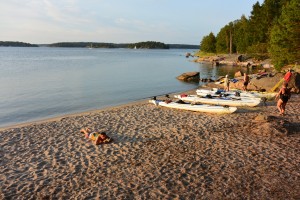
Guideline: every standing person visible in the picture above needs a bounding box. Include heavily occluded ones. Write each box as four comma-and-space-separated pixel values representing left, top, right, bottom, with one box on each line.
224, 75, 230, 92
243, 73, 250, 91
276, 82, 291, 116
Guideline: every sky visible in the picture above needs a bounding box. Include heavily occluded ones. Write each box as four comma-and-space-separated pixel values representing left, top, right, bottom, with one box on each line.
0, 0, 264, 45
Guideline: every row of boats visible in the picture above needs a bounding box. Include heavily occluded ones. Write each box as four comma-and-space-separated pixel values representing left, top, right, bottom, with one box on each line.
149, 88, 277, 114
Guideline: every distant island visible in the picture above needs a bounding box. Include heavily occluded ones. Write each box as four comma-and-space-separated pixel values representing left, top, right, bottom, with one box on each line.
128, 41, 169, 49
0, 41, 38, 47
0, 41, 199, 49
47, 41, 199, 49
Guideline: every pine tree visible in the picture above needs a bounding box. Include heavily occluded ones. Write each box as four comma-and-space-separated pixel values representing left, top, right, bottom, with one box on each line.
234, 15, 250, 53
216, 23, 235, 54
269, 0, 300, 70
200, 32, 216, 53
248, 2, 264, 45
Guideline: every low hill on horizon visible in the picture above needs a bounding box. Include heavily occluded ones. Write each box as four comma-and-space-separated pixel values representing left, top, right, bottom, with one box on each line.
0, 41, 199, 49
0, 41, 38, 47
47, 42, 199, 49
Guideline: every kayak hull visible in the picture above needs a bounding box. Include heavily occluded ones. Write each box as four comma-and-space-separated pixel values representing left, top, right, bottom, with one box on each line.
149, 100, 237, 114
196, 88, 277, 100
174, 95, 261, 107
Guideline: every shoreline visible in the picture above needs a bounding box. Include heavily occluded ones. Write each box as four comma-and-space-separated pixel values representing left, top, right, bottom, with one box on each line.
0, 89, 198, 131
0, 99, 148, 131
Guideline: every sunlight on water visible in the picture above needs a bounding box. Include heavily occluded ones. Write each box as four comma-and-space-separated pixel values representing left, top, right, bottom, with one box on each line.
0, 47, 241, 127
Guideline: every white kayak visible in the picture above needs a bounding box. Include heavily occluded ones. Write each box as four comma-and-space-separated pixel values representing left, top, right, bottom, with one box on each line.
196, 88, 277, 100
196, 88, 260, 99
174, 94, 261, 107
149, 100, 237, 114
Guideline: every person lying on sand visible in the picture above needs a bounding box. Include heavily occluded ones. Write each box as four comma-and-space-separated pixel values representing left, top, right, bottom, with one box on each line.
80, 128, 112, 145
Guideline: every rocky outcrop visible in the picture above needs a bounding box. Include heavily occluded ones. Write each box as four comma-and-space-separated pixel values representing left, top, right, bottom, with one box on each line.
176, 72, 199, 82
230, 72, 300, 93
201, 72, 300, 94
185, 52, 192, 58
195, 54, 268, 68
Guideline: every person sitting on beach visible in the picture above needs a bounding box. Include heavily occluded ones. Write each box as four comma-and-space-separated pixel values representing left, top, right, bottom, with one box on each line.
275, 82, 291, 116
243, 73, 250, 91
80, 128, 112, 145
224, 75, 230, 92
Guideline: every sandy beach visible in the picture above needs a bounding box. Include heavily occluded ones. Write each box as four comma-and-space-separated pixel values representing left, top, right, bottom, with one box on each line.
0, 92, 299, 199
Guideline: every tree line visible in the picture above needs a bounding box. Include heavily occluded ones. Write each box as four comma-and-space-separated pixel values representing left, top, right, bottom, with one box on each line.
127, 41, 169, 49
48, 42, 199, 49
0, 41, 199, 49
200, 0, 299, 71
0, 41, 38, 47
47, 42, 121, 48
49, 41, 169, 49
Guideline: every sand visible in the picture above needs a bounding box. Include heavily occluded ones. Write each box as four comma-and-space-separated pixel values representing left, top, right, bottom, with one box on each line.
0, 93, 299, 199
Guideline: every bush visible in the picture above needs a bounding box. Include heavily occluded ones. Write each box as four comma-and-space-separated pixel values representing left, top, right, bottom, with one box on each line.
246, 43, 268, 54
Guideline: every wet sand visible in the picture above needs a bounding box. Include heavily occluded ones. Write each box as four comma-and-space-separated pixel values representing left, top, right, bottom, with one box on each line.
0, 93, 299, 199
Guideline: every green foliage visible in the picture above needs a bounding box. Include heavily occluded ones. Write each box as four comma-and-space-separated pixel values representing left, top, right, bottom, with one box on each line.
269, 0, 300, 71
194, 50, 216, 57
248, 0, 285, 45
233, 15, 251, 53
247, 43, 268, 54
127, 41, 169, 49
216, 24, 234, 54
248, 53, 270, 62
200, 32, 216, 53
216, 27, 228, 53
199, 0, 298, 68
168, 44, 199, 49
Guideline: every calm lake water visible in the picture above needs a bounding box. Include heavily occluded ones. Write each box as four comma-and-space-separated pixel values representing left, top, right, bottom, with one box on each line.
0, 47, 244, 128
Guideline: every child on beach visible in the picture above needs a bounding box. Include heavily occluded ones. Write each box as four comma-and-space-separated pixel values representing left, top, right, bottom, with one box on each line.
80, 128, 112, 145
224, 75, 230, 92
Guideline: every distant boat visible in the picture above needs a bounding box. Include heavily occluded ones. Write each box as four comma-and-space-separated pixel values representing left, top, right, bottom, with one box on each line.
88, 43, 93, 49
134, 46, 137, 49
